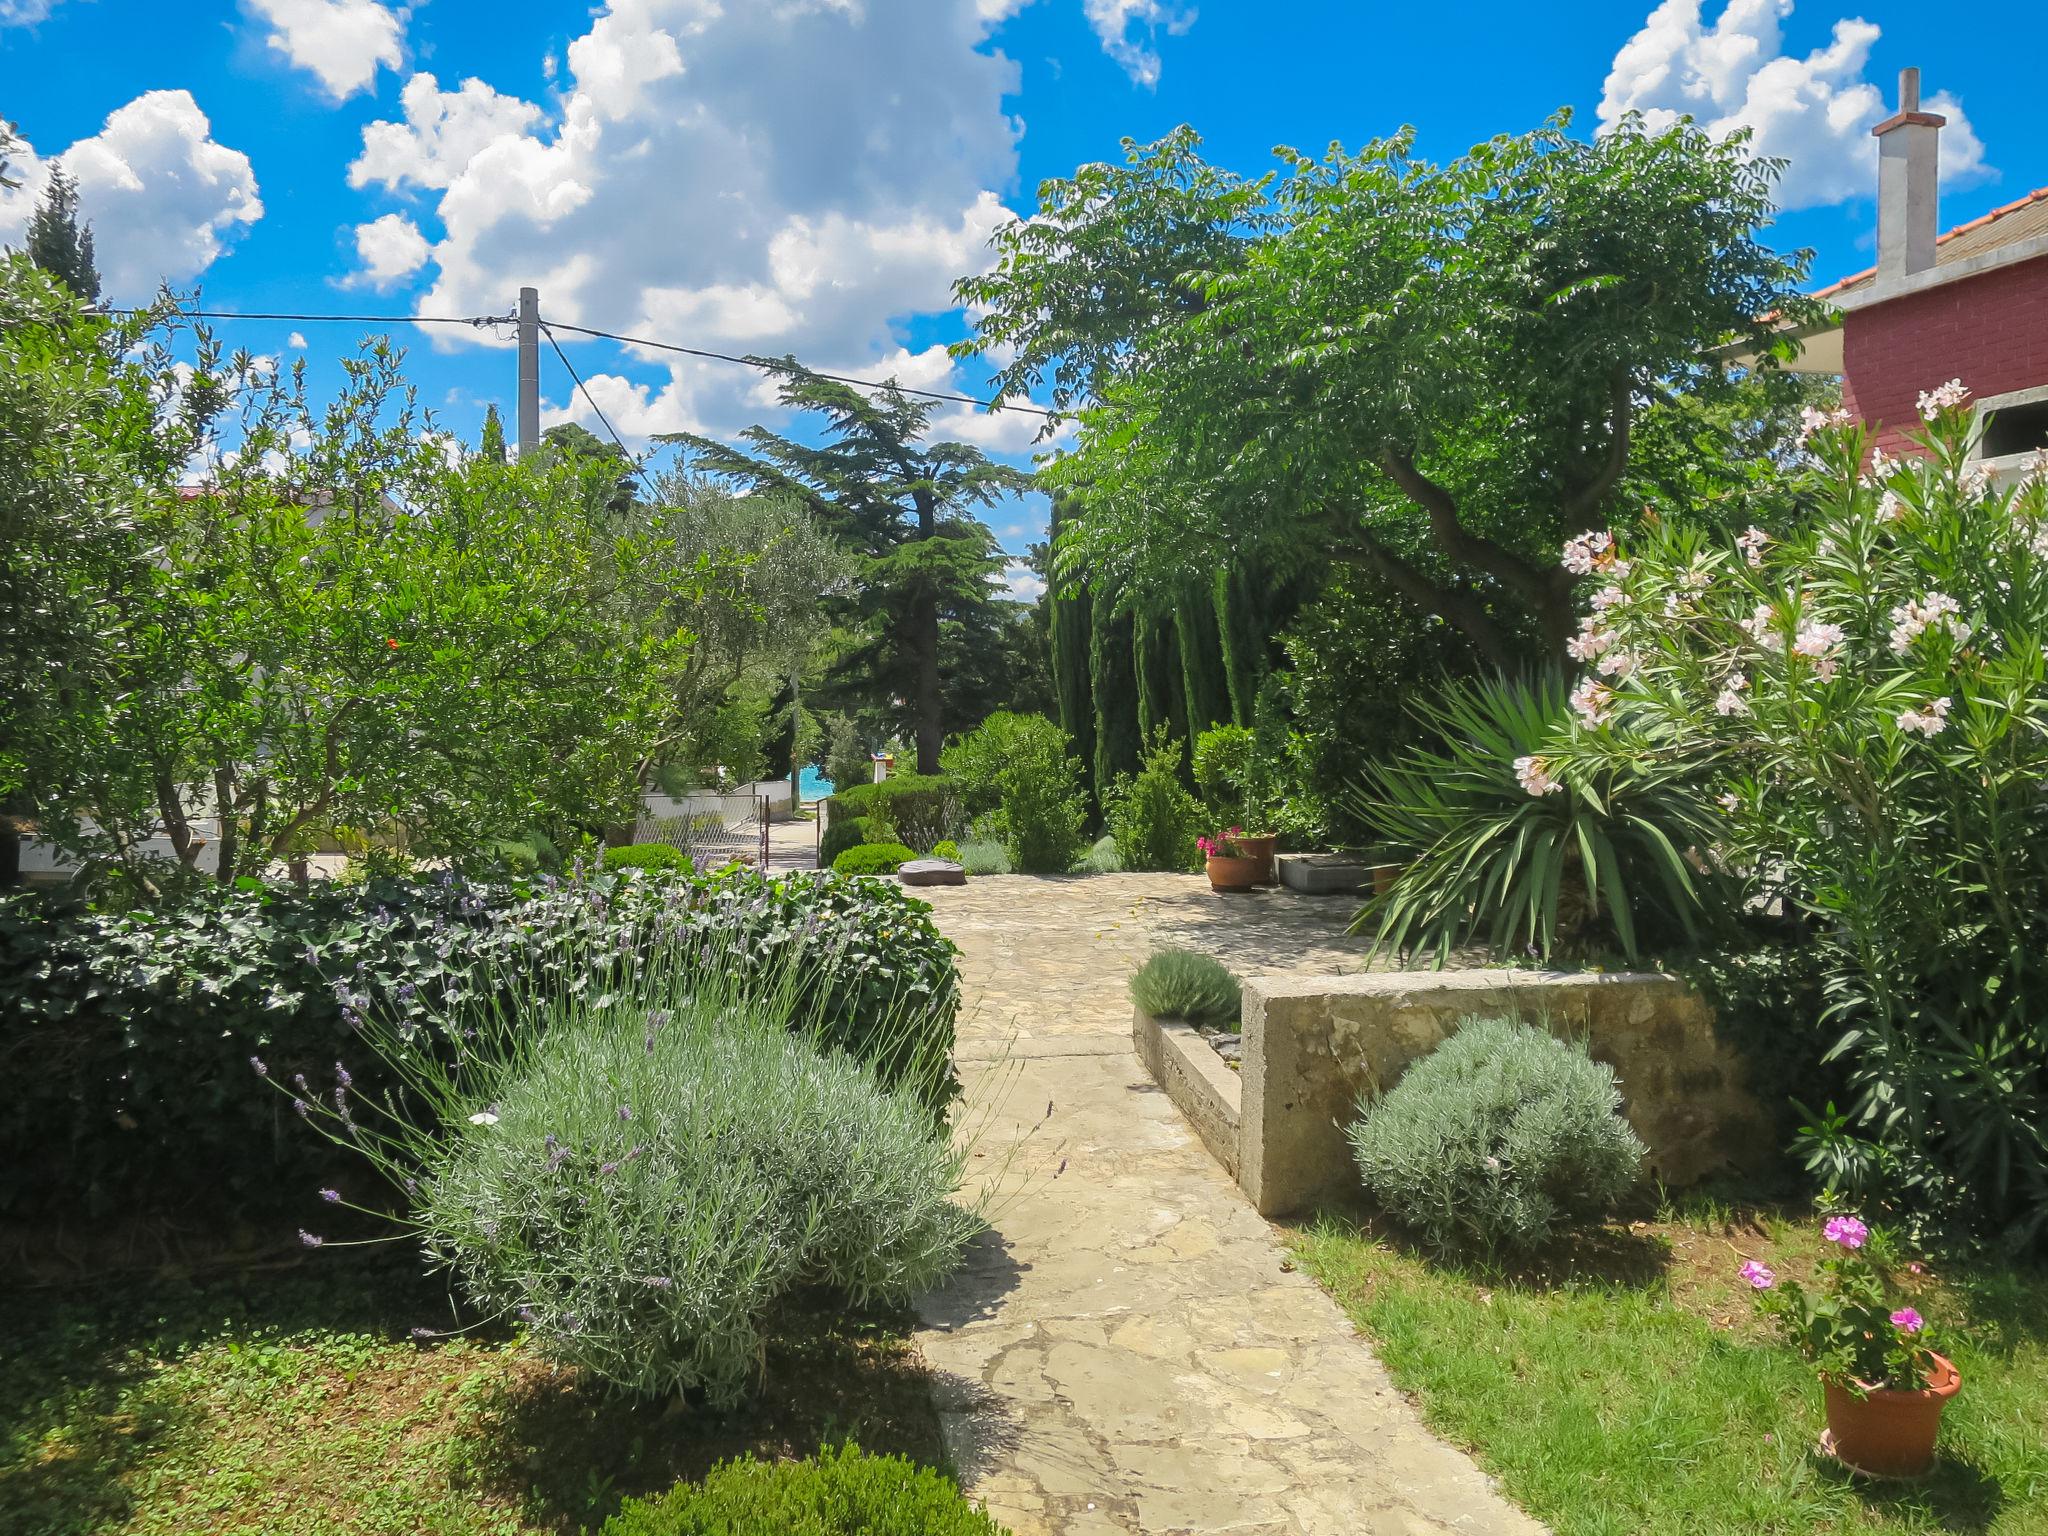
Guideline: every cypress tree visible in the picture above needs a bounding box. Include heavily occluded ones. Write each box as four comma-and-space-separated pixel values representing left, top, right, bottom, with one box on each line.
479, 404, 508, 464
25, 168, 99, 303
1216, 563, 1267, 727
1046, 498, 1096, 794
1176, 578, 1231, 737
1090, 587, 1140, 796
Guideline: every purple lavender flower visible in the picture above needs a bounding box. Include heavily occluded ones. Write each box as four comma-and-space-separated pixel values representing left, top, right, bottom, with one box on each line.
640, 1276, 673, 1289
647, 1009, 671, 1031
516, 1306, 538, 1324
299, 1230, 323, 1248
403, 1178, 418, 1196
395, 982, 416, 1003
599, 1161, 619, 1176
617, 1104, 633, 1122
333, 1087, 350, 1115
292, 1098, 310, 1118
334, 1062, 353, 1089
410, 1327, 436, 1341
319, 1188, 341, 1203
249, 1056, 268, 1077
562, 1312, 582, 1333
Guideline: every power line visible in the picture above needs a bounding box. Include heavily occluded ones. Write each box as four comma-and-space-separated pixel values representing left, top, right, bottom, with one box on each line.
536, 317, 1055, 420
539, 321, 658, 497
98, 302, 1054, 421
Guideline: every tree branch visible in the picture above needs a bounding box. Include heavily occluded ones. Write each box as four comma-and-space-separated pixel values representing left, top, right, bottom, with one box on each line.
1377, 449, 1554, 608
1563, 371, 1634, 518
1341, 527, 1517, 671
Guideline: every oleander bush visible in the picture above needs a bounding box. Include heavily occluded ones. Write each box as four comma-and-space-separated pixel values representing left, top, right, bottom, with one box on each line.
373, 955, 980, 1405
601, 1445, 1006, 1535
832, 842, 916, 877
942, 713, 1088, 874
0, 866, 960, 1226
601, 842, 693, 875
1347, 1016, 1645, 1261
1128, 949, 1240, 1028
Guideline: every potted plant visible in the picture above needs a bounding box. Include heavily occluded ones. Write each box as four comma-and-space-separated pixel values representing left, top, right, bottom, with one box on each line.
1193, 727, 1277, 883
1197, 828, 1265, 893
1741, 1215, 1959, 1478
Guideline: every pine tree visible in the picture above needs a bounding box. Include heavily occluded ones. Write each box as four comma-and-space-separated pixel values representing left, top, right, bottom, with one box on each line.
479, 403, 508, 464
664, 373, 1027, 775
25, 168, 99, 303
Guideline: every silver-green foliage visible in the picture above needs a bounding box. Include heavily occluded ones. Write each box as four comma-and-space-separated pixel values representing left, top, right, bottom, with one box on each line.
954, 840, 1010, 876
421, 992, 979, 1405
1347, 1017, 1645, 1261
1128, 948, 1239, 1027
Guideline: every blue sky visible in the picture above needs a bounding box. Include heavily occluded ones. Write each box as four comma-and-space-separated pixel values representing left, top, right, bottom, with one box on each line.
4, 0, 2045, 592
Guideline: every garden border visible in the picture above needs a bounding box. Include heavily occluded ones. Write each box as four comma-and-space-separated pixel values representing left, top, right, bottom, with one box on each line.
1137, 968, 1776, 1217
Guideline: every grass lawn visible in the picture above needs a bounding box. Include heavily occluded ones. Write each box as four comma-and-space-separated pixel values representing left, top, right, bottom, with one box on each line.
0, 1255, 947, 1536
1292, 1201, 2048, 1536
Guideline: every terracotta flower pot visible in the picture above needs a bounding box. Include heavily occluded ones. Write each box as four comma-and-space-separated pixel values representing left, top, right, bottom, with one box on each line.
1204, 853, 1264, 893
1369, 860, 1404, 897
1821, 1352, 1960, 1479
1233, 834, 1278, 884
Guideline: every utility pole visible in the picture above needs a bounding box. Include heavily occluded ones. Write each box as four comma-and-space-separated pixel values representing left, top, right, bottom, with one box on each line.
516, 285, 540, 458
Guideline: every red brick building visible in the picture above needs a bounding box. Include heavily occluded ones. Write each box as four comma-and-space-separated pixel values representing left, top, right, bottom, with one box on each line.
1785, 70, 2048, 471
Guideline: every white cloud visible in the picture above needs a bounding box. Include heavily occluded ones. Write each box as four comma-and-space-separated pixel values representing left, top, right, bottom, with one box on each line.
245, 0, 405, 101
1082, 0, 1195, 89
350, 0, 1028, 443
350, 211, 430, 287
286, 330, 308, 348
0, 91, 262, 296
1002, 564, 1047, 603
0, 0, 63, 24
1599, 0, 1989, 210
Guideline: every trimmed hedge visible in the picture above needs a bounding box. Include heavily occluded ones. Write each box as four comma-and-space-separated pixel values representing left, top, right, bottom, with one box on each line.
0, 867, 960, 1226
819, 812, 871, 870
827, 775, 965, 852
601, 842, 692, 874
833, 842, 916, 877
601, 1445, 1005, 1536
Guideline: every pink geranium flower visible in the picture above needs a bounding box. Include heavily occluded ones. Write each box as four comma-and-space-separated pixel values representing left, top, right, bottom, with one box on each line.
1739, 1260, 1775, 1290
1890, 1308, 1924, 1334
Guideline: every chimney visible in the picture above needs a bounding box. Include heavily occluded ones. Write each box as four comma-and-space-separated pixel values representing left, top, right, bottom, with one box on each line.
1873, 67, 1944, 283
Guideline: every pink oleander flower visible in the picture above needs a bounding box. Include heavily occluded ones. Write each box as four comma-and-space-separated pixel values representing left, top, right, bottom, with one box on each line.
1890, 1308, 1924, 1334
1569, 677, 1613, 728
1897, 697, 1951, 738
1798, 405, 1853, 443
1876, 489, 1905, 523
1716, 791, 1741, 813
1823, 1214, 1869, 1249
1917, 378, 1971, 419
1888, 592, 1967, 654
1566, 616, 1613, 663
1739, 1260, 1776, 1290
1596, 647, 1637, 680
1590, 582, 1626, 613
1735, 527, 1770, 568
1561, 529, 1613, 575
1514, 754, 1562, 797
1740, 602, 1777, 643
1792, 620, 1846, 679
1714, 679, 1750, 717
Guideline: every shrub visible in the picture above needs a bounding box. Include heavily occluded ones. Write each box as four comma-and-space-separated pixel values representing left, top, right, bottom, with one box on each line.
947, 714, 1088, 875
828, 776, 965, 853
1129, 949, 1239, 1027
818, 812, 870, 870
1104, 730, 1203, 872
1583, 397, 2048, 1249
325, 952, 980, 1405
1072, 834, 1123, 875
931, 839, 960, 861
602, 1445, 1006, 1536
833, 842, 916, 877
955, 840, 1010, 877
0, 866, 961, 1225
1352, 674, 1719, 964
602, 842, 693, 875
1347, 1016, 1645, 1261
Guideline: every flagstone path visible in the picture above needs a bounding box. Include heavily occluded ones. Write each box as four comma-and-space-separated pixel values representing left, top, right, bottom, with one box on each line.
909, 873, 1544, 1536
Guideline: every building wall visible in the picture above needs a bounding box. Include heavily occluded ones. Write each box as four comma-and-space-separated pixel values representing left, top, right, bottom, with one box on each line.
1843, 254, 2048, 452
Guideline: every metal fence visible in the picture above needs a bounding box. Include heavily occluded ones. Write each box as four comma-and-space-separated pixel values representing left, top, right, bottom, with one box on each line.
635, 794, 769, 869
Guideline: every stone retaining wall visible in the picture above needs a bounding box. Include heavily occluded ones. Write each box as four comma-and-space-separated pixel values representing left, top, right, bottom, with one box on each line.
1138, 969, 1776, 1218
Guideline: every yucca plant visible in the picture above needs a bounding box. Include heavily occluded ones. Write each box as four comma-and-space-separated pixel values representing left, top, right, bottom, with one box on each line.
1349, 674, 1720, 965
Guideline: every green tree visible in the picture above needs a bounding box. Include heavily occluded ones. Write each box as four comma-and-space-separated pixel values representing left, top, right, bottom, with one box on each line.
1089, 585, 1140, 794
959, 115, 1817, 668
479, 402, 508, 464
24, 166, 98, 303
664, 372, 1029, 774
1046, 499, 1097, 803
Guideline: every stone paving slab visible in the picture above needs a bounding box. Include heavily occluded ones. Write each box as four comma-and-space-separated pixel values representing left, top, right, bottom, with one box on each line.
913, 874, 1543, 1536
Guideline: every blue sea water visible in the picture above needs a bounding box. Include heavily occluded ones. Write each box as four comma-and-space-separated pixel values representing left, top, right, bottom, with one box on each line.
798, 764, 833, 802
